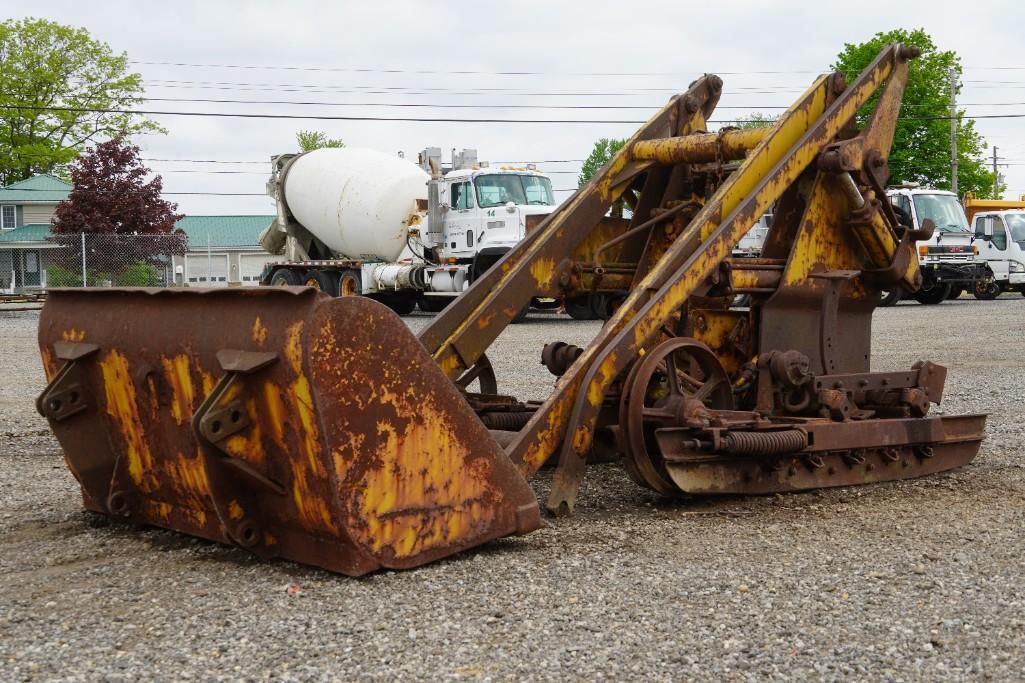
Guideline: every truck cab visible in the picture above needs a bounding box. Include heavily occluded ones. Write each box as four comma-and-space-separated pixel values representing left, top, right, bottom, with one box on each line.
971, 211, 1025, 297
437, 167, 556, 263
885, 184, 990, 304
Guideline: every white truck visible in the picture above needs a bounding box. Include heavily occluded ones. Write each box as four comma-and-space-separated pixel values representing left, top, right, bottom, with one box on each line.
884, 183, 990, 305
258, 146, 556, 314
968, 210, 1025, 298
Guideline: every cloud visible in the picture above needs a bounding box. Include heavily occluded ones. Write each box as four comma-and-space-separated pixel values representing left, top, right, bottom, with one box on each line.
12, 0, 1024, 212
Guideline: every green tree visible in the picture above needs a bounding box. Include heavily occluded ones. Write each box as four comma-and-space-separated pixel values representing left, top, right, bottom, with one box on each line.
296, 130, 346, 152
833, 28, 997, 198
732, 112, 778, 130
578, 137, 626, 186
0, 18, 160, 186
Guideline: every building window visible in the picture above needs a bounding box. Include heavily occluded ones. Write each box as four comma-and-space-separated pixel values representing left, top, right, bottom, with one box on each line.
1, 205, 15, 229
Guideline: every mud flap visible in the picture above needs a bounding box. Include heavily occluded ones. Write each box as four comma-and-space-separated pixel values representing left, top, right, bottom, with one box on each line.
37, 287, 541, 576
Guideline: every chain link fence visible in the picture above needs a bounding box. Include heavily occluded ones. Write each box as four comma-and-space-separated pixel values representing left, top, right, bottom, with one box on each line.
0, 233, 189, 292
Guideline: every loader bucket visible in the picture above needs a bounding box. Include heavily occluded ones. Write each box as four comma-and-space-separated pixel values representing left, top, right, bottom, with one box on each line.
37, 287, 541, 576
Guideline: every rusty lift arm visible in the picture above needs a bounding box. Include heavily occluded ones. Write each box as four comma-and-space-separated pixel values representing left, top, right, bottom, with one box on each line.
37, 44, 984, 576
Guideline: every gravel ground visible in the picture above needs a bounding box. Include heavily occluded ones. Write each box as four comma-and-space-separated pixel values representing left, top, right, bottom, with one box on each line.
2, 295, 1025, 681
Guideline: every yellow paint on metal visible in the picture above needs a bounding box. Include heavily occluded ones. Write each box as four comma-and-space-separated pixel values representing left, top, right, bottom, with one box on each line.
99, 350, 158, 492
223, 398, 266, 465
284, 321, 304, 374
290, 373, 324, 477
437, 353, 462, 378
251, 316, 268, 346
61, 329, 86, 342
688, 310, 747, 375
571, 424, 592, 452
200, 369, 216, 399
529, 257, 557, 290
631, 128, 770, 164
587, 352, 618, 408
162, 354, 196, 426
262, 381, 287, 450
517, 398, 571, 477
228, 500, 244, 521
148, 500, 172, 523
290, 463, 338, 534
356, 402, 497, 558
165, 451, 212, 520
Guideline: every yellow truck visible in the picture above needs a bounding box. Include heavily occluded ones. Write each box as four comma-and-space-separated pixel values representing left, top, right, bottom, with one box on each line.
963, 193, 1025, 225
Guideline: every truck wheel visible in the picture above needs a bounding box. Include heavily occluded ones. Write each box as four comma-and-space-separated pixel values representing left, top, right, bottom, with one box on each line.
973, 281, 1001, 300
946, 286, 964, 300
511, 305, 530, 324
418, 295, 450, 313
564, 295, 599, 320
913, 282, 951, 305
337, 270, 362, 297
531, 297, 561, 311
879, 289, 902, 306
384, 295, 416, 316
269, 269, 301, 287
303, 270, 340, 297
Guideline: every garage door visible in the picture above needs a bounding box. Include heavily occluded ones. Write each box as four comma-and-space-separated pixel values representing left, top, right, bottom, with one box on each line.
240, 253, 274, 286
185, 253, 229, 287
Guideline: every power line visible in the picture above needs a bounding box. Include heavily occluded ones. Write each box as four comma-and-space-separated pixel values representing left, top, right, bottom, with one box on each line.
4, 151, 590, 166
139, 79, 810, 95
11, 92, 1025, 111
5, 102, 1025, 124
0, 103, 650, 124
2, 186, 583, 196
129, 59, 1025, 77
131, 60, 829, 77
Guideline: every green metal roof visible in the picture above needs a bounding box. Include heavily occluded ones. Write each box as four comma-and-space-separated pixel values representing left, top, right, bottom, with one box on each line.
175, 215, 275, 247
0, 174, 72, 203
0, 224, 53, 243
0, 216, 274, 248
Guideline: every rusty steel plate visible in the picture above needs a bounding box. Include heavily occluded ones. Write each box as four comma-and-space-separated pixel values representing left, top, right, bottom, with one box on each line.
660, 415, 986, 495
37, 287, 541, 576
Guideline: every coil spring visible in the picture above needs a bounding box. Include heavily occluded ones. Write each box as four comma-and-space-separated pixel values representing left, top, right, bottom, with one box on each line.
721, 429, 808, 456
481, 411, 533, 431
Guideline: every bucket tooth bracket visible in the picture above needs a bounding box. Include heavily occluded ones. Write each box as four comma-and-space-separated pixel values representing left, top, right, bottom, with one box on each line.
36, 341, 125, 513
191, 349, 285, 554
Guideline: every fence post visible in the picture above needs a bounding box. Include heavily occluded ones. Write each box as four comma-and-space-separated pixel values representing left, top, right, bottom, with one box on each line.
80, 233, 87, 287
207, 234, 212, 285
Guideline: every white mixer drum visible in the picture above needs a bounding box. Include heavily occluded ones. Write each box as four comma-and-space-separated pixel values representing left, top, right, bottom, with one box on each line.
282, 148, 429, 261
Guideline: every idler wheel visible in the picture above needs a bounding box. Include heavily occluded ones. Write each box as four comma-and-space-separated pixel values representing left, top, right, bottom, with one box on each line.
619, 337, 733, 494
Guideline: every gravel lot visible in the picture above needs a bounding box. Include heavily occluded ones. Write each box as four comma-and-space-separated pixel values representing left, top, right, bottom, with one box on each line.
2, 296, 1024, 681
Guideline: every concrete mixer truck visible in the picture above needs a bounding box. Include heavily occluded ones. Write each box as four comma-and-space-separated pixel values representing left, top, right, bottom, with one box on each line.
258, 146, 557, 315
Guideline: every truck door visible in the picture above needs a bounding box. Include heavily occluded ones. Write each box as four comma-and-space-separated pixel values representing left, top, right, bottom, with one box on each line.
443, 180, 477, 259
974, 215, 1009, 282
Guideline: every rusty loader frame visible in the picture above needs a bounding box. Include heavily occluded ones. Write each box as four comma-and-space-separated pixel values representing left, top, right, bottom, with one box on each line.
37, 44, 985, 575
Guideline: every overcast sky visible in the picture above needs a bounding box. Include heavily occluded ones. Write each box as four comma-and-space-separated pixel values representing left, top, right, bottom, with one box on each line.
13, 0, 1025, 215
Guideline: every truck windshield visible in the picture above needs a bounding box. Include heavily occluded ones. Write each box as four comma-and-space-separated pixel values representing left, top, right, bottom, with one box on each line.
912, 194, 970, 233
474, 174, 555, 207
1006, 213, 1025, 242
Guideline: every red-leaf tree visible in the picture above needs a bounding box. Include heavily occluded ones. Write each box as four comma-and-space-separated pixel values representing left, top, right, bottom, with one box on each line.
50, 138, 186, 283
53, 138, 183, 234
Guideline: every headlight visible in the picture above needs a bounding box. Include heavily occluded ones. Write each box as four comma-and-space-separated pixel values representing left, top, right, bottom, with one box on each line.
1010, 261, 1025, 273
973, 244, 980, 256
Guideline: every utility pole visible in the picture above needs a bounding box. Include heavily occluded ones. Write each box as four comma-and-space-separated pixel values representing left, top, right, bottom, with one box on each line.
992, 145, 999, 199
949, 67, 958, 197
